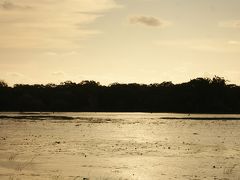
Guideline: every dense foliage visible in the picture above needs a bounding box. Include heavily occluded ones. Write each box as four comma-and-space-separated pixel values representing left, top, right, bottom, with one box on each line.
0, 76, 240, 113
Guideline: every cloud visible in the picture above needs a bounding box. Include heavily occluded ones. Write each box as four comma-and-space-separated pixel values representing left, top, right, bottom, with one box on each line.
129, 15, 170, 27
7, 72, 24, 77
0, 0, 32, 10
0, 0, 120, 49
2, 72, 33, 85
227, 40, 240, 45
45, 51, 58, 56
219, 20, 240, 28
155, 39, 240, 53
52, 71, 65, 76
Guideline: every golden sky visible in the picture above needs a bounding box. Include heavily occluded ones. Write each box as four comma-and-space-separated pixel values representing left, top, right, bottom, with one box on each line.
1, 0, 240, 85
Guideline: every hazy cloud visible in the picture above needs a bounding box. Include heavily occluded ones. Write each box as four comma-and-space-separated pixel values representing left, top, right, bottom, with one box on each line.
227, 40, 240, 45
0, 0, 32, 10
45, 52, 57, 56
7, 72, 24, 77
219, 20, 240, 28
129, 15, 170, 27
52, 71, 65, 76
0, 0, 120, 49
155, 39, 240, 53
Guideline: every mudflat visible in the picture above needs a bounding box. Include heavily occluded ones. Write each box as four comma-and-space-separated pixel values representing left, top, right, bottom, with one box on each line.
0, 113, 240, 180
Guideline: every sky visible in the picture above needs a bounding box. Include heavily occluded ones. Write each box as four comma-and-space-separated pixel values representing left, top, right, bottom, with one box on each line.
1, 0, 240, 86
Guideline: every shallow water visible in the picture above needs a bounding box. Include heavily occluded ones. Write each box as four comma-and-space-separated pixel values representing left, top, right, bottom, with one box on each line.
0, 112, 240, 179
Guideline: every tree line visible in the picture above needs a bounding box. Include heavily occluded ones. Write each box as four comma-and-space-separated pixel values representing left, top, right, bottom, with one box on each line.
0, 76, 240, 113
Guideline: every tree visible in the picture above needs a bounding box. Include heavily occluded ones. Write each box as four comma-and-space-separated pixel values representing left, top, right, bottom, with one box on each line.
0, 76, 240, 113
211, 76, 227, 87
0, 80, 8, 88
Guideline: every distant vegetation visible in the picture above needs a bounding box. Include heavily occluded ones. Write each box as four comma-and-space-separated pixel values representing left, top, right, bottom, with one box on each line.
0, 76, 240, 113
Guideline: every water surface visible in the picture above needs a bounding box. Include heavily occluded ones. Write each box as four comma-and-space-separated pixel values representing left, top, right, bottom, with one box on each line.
0, 112, 240, 179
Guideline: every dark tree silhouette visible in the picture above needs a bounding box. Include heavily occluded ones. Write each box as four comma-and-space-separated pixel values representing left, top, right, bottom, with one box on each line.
0, 80, 8, 88
0, 76, 240, 113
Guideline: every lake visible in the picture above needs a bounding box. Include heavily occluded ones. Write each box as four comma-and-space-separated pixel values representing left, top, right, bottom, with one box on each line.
0, 112, 240, 179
